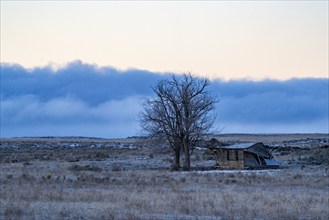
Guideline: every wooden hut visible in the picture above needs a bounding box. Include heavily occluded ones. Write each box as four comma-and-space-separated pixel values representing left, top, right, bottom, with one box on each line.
209, 142, 280, 170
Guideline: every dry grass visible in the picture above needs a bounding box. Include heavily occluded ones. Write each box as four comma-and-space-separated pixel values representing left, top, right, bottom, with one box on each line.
1, 162, 328, 219
214, 133, 328, 145
1, 135, 328, 219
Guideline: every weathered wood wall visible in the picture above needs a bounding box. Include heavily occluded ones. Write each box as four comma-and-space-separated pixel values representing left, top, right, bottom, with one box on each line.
214, 149, 244, 170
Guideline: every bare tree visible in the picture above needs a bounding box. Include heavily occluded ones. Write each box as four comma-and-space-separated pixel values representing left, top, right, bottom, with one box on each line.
140, 73, 217, 170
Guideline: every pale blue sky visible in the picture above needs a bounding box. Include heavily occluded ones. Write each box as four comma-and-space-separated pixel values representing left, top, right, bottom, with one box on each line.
1, 1, 328, 79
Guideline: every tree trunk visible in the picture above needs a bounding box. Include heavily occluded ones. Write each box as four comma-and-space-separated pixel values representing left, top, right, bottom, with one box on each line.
183, 142, 191, 171
173, 147, 181, 170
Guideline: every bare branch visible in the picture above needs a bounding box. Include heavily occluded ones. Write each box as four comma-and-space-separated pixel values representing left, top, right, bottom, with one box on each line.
139, 73, 218, 170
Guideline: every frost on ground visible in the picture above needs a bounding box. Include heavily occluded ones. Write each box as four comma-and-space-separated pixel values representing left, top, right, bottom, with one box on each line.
186, 169, 282, 174
0, 134, 328, 219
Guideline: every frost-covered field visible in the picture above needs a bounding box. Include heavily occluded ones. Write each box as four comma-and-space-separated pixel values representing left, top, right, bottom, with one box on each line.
0, 134, 328, 219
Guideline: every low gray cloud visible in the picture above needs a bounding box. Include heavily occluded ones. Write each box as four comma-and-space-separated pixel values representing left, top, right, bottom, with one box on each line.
1, 61, 328, 137
1, 94, 144, 137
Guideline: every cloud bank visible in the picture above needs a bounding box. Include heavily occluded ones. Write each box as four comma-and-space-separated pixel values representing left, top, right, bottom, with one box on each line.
1, 61, 328, 137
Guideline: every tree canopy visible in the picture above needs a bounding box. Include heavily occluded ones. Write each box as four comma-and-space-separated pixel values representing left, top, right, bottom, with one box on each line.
140, 73, 217, 170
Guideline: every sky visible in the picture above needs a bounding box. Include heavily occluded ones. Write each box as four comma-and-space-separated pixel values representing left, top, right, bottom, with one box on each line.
1, 1, 328, 80
0, 1, 328, 138
1, 61, 328, 138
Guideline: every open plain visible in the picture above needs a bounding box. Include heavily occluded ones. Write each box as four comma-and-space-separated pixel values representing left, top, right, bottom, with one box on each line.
0, 134, 328, 219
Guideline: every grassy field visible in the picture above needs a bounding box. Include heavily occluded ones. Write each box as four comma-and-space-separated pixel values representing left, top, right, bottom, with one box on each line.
0, 134, 328, 219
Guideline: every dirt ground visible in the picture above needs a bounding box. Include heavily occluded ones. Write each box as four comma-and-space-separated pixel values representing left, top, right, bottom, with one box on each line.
0, 134, 328, 219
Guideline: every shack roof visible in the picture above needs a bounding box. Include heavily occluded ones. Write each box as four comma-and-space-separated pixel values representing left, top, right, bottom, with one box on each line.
209, 142, 273, 159
220, 143, 256, 149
